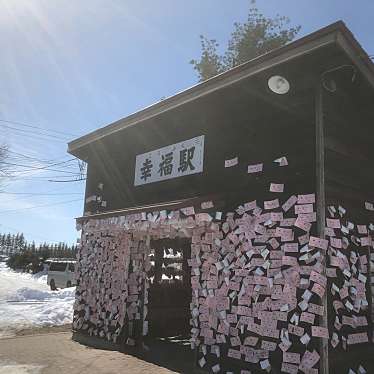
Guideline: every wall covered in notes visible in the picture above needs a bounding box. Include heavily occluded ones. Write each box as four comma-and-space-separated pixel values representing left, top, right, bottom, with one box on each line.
73, 191, 372, 374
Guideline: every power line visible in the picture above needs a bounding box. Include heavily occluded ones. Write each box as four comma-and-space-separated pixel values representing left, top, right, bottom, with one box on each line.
7, 150, 50, 162
6, 150, 76, 168
3, 158, 77, 169
0, 159, 82, 175
1, 129, 69, 144
0, 198, 82, 214
0, 118, 79, 138
48, 177, 87, 183
0, 184, 84, 203
0, 192, 83, 196
2, 174, 84, 180
0, 123, 68, 141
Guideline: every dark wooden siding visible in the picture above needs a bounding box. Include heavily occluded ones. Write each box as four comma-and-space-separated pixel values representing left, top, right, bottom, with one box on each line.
324, 72, 374, 373
83, 70, 317, 215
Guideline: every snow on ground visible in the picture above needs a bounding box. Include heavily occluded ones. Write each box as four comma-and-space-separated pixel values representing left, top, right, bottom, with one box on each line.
0, 360, 44, 374
0, 263, 48, 300
0, 263, 75, 338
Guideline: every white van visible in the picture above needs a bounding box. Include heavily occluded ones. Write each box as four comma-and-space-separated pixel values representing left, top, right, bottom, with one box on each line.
47, 260, 76, 290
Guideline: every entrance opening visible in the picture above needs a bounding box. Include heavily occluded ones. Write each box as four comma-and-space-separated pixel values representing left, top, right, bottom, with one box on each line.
147, 237, 192, 338
142, 237, 195, 372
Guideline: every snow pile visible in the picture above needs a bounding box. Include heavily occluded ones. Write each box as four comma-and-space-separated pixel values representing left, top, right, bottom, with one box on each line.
9, 287, 75, 302
30, 271, 48, 285
0, 264, 75, 337
1, 287, 75, 329
0, 262, 48, 285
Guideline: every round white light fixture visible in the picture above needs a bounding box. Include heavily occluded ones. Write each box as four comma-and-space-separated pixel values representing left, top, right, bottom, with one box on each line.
268, 75, 290, 95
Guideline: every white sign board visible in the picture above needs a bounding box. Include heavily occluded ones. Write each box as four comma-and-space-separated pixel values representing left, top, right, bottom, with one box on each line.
134, 135, 204, 186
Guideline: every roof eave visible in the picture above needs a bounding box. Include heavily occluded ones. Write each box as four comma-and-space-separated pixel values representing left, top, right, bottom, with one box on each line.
68, 21, 374, 159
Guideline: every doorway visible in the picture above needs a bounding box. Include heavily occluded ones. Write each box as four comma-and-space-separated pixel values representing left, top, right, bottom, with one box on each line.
139, 237, 194, 372
147, 237, 192, 338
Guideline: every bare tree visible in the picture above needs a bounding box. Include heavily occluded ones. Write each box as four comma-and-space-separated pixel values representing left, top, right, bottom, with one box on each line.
0, 144, 9, 185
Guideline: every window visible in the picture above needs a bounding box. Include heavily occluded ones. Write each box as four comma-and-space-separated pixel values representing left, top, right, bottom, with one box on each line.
49, 262, 67, 271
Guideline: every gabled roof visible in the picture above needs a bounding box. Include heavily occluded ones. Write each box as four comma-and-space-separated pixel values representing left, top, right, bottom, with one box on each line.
68, 21, 374, 159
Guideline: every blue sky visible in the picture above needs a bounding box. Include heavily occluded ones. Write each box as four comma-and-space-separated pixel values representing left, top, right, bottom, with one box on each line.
0, 0, 373, 245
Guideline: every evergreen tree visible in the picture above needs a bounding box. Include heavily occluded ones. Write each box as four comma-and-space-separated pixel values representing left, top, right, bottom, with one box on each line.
0, 231, 78, 259
5, 234, 12, 254
190, 0, 300, 81
10, 234, 16, 252
30, 241, 36, 253
0, 234, 4, 254
18, 233, 26, 252
53, 243, 58, 258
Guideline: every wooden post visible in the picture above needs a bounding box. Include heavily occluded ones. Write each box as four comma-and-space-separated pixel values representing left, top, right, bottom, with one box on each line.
139, 237, 149, 348
316, 84, 329, 374
367, 237, 373, 344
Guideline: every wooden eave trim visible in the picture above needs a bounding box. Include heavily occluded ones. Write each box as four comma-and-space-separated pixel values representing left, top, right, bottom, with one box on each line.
336, 31, 374, 90
68, 31, 339, 158
75, 194, 224, 223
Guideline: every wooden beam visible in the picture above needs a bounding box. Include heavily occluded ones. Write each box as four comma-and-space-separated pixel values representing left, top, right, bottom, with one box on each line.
316, 84, 329, 374
76, 194, 225, 223
336, 32, 374, 90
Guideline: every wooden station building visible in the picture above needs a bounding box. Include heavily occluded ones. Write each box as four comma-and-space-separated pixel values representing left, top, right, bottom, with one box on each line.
68, 22, 374, 374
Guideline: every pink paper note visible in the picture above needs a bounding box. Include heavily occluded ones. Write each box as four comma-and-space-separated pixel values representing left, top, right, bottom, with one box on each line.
295, 204, 314, 214
244, 200, 257, 211
301, 350, 320, 369
282, 195, 298, 212
298, 233, 310, 245
359, 255, 368, 265
282, 256, 298, 267
324, 227, 335, 237
311, 326, 329, 338
264, 199, 280, 210
307, 303, 324, 316
283, 352, 301, 364
288, 324, 304, 337
244, 336, 258, 346
360, 236, 371, 246
225, 157, 238, 168
247, 163, 263, 173
308, 236, 328, 250
311, 283, 325, 298
227, 348, 241, 359
357, 224, 368, 234
230, 336, 241, 347
297, 194, 316, 204
300, 312, 315, 324
330, 237, 342, 249
326, 268, 337, 278
270, 183, 284, 193
326, 218, 341, 229
274, 156, 288, 166
276, 227, 292, 238
281, 363, 298, 374
180, 206, 195, 216
298, 212, 316, 222
310, 270, 327, 288
201, 201, 214, 209
270, 212, 284, 221
294, 217, 312, 232
282, 243, 299, 253
347, 332, 368, 345
261, 340, 277, 351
